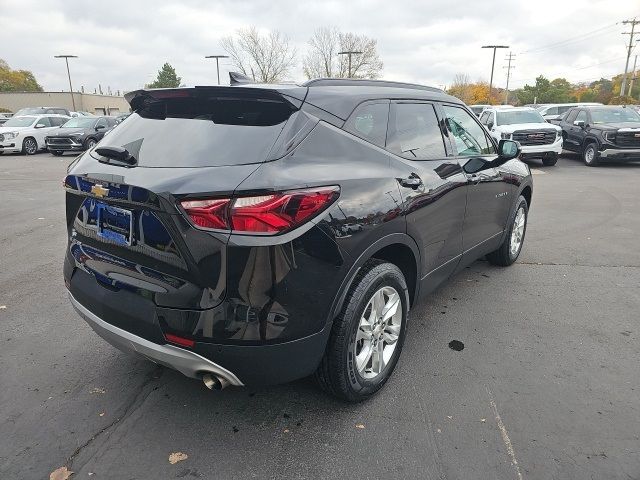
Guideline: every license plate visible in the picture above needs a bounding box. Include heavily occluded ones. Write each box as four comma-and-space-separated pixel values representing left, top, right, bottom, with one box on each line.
97, 203, 133, 246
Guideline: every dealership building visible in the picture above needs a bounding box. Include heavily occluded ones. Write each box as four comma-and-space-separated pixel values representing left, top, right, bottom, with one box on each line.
0, 92, 130, 115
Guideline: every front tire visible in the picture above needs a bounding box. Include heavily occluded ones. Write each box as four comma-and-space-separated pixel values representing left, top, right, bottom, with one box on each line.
582, 142, 599, 167
22, 137, 38, 155
84, 138, 97, 150
542, 153, 558, 166
487, 195, 528, 267
315, 260, 409, 402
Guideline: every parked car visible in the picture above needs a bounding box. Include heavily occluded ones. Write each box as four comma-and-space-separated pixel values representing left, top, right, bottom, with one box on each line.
45, 116, 117, 155
0, 114, 69, 155
537, 103, 602, 121
558, 105, 640, 166
469, 104, 491, 117
13, 106, 72, 117
479, 106, 562, 166
64, 77, 532, 401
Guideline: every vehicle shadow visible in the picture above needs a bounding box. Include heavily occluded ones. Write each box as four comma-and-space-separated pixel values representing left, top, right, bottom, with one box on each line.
559, 150, 640, 168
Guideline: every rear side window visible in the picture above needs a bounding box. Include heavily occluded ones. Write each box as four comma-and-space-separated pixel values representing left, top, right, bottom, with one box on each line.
442, 105, 494, 156
479, 111, 490, 125
344, 102, 389, 147
575, 110, 588, 123
49, 117, 66, 126
387, 103, 447, 160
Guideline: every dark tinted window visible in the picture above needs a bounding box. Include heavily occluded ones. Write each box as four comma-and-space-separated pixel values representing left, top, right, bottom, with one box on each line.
95, 111, 292, 167
565, 109, 578, 123
96, 118, 108, 129
387, 103, 446, 160
442, 105, 494, 156
558, 106, 572, 114
344, 102, 389, 147
48, 116, 67, 126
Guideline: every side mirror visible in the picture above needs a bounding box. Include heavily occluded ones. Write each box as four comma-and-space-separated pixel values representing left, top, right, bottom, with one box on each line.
573, 120, 585, 128
95, 124, 106, 130
487, 122, 494, 130
35, 123, 46, 129
498, 139, 520, 161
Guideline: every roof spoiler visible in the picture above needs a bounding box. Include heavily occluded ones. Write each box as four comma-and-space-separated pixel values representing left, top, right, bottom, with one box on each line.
229, 71, 254, 85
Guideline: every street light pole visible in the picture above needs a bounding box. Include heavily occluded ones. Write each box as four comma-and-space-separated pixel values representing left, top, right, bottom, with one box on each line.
338, 51, 363, 78
481, 45, 509, 104
54, 55, 78, 111
205, 55, 229, 85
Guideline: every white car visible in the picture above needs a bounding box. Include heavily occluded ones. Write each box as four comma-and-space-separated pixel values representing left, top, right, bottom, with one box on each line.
479, 107, 562, 166
0, 114, 69, 155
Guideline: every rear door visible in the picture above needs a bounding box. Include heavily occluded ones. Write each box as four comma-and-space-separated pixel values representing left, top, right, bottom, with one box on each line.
387, 101, 467, 291
440, 104, 514, 259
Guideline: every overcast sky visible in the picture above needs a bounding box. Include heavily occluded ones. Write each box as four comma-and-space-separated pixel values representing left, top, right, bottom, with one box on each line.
3, 0, 639, 94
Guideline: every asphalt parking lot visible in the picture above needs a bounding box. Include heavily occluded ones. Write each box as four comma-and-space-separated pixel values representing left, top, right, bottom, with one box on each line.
1, 152, 639, 480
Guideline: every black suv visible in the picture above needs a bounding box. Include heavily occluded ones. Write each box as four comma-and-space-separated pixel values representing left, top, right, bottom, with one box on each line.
558, 105, 640, 166
46, 116, 117, 155
63, 77, 532, 401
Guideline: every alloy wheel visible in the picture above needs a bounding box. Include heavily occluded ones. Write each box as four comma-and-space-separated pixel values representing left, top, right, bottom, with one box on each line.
510, 206, 526, 257
354, 286, 403, 379
24, 139, 37, 155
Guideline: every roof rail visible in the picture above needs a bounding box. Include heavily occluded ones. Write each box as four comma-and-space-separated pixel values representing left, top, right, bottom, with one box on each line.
302, 78, 444, 93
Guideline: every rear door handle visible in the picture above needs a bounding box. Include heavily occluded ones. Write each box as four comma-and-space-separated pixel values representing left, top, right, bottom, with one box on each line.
398, 174, 422, 189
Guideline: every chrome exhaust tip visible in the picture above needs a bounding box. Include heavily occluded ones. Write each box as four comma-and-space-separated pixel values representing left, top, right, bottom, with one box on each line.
202, 373, 230, 390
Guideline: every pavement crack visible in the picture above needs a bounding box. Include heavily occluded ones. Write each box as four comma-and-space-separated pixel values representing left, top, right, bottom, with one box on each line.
65, 366, 164, 470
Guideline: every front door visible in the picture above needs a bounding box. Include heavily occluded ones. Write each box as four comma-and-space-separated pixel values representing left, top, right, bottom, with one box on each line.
440, 104, 515, 261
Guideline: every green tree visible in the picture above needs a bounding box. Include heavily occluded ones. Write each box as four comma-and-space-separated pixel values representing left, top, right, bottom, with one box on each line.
0, 59, 43, 92
146, 62, 182, 88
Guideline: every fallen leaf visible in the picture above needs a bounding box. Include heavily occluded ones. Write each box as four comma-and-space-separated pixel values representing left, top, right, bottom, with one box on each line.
99, 412, 105, 417
480, 418, 486, 423
446, 416, 453, 420
90, 388, 105, 394
49, 466, 73, 480
168, 452, 188, 464
355, 424, 365, 429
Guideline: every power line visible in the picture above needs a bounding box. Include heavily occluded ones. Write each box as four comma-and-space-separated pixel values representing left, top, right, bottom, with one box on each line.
519, 22, 621, 55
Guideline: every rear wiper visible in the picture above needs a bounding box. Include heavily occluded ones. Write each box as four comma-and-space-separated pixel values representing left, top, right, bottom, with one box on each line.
94, 146, 137, 166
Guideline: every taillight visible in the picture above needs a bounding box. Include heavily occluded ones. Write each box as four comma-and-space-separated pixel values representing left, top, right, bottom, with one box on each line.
180, 186, 339, 234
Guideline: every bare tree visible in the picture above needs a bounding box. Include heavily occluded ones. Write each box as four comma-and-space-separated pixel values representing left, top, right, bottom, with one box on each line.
447, 73, 473, 103
303, 28, 383, 80
221, 27, 296, 83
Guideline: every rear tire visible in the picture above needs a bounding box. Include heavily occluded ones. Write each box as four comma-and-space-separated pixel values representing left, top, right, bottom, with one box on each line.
22, 137, 38, 155
486, 195, 528, 267
582, 142, 599, 167
542, 153, 558, 166
315, 260, 409, 402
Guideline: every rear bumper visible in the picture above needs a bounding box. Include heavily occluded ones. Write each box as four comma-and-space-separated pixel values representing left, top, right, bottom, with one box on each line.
70, 292, 244, 386
69, 290, 332, 386
599, 147, 640, 161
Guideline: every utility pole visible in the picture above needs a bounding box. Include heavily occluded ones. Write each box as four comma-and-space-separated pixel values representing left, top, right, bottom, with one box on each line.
338, 50, 363, 78
629, 55, 638, 96
503, 52, 516, 105
205, 55, 229, 85
620, 18, 639, 97
54, 55, 78, 111
482, 45, 509, 104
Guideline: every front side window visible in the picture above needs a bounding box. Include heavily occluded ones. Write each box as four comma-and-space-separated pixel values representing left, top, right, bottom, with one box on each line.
544, 107, 558, 116
344, 102, 389, 147
565, 109, 578, 123
96, 118, 108, 129
387, 103, 447, 160
575, 110, 588, 124
36, 117, 52, 127
48, 117, 66, 127
442, 105, 494, 156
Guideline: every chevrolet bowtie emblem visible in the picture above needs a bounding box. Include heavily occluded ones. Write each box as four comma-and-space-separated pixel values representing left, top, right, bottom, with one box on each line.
91, 184, 109, 198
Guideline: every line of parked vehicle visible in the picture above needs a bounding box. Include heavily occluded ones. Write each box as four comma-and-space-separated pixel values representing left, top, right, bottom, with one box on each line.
469, 102, 640, 167
0, 107, 129, 156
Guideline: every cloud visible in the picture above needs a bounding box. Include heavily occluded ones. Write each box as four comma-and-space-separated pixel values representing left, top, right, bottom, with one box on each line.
2, 0, 638, 93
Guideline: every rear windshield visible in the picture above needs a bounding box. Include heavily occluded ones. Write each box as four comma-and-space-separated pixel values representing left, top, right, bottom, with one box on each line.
62, 117, 97, 128
95, 110, 290, 167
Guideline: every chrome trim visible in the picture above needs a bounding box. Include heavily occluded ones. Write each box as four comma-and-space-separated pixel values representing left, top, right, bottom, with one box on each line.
69, 293, 244, 386
599, 148, 640, 158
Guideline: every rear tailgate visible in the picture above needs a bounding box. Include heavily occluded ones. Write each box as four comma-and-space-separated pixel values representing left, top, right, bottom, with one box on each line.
65, 85, 309, 311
